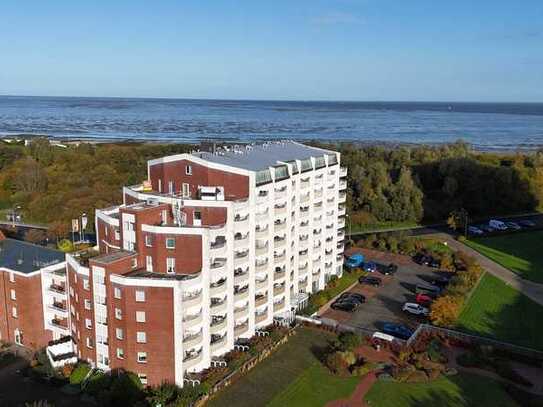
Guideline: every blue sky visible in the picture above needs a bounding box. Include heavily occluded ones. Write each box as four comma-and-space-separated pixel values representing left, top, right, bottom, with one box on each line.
1, 0, 542, 101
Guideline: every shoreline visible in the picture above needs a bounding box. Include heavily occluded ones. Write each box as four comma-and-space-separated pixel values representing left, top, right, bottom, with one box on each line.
1, 133, 541, 154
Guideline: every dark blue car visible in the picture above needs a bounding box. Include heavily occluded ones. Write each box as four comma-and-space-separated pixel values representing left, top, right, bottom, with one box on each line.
381, 323, 414, 340
363, 261, 377, 273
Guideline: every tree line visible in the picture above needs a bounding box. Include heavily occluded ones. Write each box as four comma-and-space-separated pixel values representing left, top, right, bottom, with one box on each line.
1, 138, 542, 242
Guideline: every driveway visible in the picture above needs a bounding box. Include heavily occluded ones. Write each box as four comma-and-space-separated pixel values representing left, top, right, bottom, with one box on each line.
321, 248, 448, 332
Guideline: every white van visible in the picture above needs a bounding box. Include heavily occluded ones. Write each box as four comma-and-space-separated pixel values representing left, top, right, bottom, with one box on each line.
489, 219, 507, 230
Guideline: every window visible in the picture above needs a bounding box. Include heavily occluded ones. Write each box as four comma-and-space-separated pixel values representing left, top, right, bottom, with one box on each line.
145, 235, 153, 247
84, 299, 91, 310
11, 306, 17, 318
114, 229, 120, 240
135, 290, 146, 302
168, 181, 174, 194
114, 287, 122, 299
70, 287, 74, 297
9, 272, 15, 283
71, 305, 75, 315
182, 183, 190, 197
116, 348, 124, 359
76, 312, 80, 321
83, 279, 90, 291
136, 311, 146, 323
137, 352, 147, 363
136, 331, 147, 343
10, 289, 16, 301
158, 179, 162, 193
161, 209, 168, 224
104, 226, 108, 237
138, 373, 148, 385
86, 337, 94, 348
85, 318, 92, 329
115, 308, 122, 320
131, 258, 138, 268
146, 256, 153, 272
166, 258, 175, 274
166, 237, 175, 249
116, 328, 124, 340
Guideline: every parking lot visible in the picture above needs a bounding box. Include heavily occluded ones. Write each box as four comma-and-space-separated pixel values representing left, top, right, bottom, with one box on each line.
321, 247, 450, 333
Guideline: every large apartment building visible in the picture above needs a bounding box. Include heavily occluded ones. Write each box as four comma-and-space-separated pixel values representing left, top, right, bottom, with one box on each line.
6, 141, 347, 387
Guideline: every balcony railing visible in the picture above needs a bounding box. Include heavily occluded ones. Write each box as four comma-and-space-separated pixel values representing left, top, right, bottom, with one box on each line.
183, 331, 203, 349
255, 294, 268, 307
273, 300, 286, 312
234, 323, 249, 336
210, 317, 227, 334
183, 291, 202, 308
183, 349, 203, 368
50, 318, 68, 329
255, 277, 268, 290
49, 284, 66, 295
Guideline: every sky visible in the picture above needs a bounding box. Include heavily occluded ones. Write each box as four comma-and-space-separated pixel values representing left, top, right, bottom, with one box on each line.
1, 0, 542, 102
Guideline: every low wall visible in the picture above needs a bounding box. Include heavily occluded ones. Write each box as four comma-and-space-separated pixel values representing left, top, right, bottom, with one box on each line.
195, 328, 297, 406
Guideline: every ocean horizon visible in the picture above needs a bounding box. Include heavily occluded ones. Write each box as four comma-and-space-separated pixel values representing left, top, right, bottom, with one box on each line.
1, 95, 543, 151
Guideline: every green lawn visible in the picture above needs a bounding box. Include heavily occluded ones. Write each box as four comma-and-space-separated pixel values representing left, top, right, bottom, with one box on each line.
208, 328, 359, 407
457, 273, 543, 351
365, 373, 519, 407
464, 231, 543, 283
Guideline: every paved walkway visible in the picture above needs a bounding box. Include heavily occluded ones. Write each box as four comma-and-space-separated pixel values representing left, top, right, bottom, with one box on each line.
325, 372, 377, 407
435, 234, 543, 306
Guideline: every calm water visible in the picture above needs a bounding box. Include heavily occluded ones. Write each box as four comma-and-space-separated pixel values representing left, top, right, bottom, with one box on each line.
1, 96, 543, 150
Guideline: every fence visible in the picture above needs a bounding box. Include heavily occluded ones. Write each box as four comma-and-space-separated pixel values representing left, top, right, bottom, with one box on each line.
407, 323, 543, 361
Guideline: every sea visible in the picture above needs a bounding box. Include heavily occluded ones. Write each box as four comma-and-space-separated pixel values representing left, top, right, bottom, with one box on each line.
1, 96, 543, 151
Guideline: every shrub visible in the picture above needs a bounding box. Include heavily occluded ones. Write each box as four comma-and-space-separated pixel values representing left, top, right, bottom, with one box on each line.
325, 351, 350, 375
406, 370, 428, 383
457, 235, 467, 243
338, 332, 362, 351
392, 364, 416, 382
338, 350, 357, 367
456, 351, 485, 368
61, 363, 75, 378
429, 295, 462, 327
352, 361, 378, 377
70, 363, 91, 384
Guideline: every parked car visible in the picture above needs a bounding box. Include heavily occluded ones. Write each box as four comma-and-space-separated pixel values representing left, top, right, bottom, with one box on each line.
428, 258, 440, 268
363, 261, 378, 273
430, 276, 449, 288
489, 219, 507, 231
505, 222, 521, 230
518, 219, 536, 227
468, 226, 484, 236
415, 284, 441, 297
359, 276, 382, 286
345, 253, 365, 269
339, 292, 366, 304
478, 224, 495, 233
380, 263, 398, 275
415, 293, 433, 306
402, 302, 429, 316
331, 301, 358, 312
413, 253, 431, 266
382, 323, 414, 340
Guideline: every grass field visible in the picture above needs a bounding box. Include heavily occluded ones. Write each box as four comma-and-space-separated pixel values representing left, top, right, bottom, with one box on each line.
457, 273, 543, 351
364, 373, 519, 407
208, 327, 359, 407
465, 231, 543, 283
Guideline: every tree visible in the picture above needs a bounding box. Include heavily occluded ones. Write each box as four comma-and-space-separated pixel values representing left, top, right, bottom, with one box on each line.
429, 295, 462, 327
447, 209, 468, 236
24, 229, 46, 244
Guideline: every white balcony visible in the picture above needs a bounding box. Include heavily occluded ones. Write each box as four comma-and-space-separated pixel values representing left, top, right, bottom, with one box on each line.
234, 270, 249, 285
234, 287, 249, 301
183, 350, 203, 369
255, 311, 268, 324
274, 222, 287, 233
256, 209, 270, 221
273, 285, 286, 296
210, 318, 227, 334
339, 192, 346, 203
234, 323, 249, 337
339, 179, 347, 190
210, 239, 227, 255
183, 292, 202, 308
255, 294, 268, 307
234, 233, 250, 249
340, 167, 347, 177
211, 259, 227, 272
210, 279, 227, 296
256, 224, 269, 239
273, 299, 286, 312
234, 250, 250, 266
234, 214, 250, 230
338, 218, 346, 228
211, 336, 228, 353
183, 331, 203, 349
338, 206, 346, 216
234, 305, 249, 319
256, 277, 269, 290
255, 259, 269, 273
183, 312, 203, 329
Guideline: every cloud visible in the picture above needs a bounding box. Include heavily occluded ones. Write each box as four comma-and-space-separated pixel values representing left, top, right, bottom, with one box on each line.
311, 12, 363, 26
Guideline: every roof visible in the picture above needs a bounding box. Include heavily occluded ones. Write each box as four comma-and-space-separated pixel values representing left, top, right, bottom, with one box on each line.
0, 238, 65, 274
92, 251, 135, 265
194, 141, 334, 172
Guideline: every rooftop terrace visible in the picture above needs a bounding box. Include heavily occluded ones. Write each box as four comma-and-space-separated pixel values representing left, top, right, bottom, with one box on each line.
194, 140, 334, 171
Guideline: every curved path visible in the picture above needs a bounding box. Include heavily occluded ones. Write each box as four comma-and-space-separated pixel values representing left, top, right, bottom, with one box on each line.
435, 234, 543, 306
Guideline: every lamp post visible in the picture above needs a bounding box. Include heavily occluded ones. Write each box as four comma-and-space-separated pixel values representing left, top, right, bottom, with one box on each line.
11, 205, 21, 227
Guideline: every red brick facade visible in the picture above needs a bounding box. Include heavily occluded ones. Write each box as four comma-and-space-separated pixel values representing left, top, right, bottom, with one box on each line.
149, 159, 250, 200
0, 270, 51, 349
